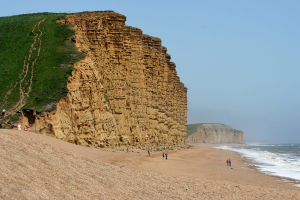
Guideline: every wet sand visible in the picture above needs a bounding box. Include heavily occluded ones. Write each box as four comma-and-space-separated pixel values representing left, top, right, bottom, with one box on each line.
0, 129, 299, 199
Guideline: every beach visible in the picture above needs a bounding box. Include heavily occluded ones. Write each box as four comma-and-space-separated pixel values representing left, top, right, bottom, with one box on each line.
0, 129, 299, 199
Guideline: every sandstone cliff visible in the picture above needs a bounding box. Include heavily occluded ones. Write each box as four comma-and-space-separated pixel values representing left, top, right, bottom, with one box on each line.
186, 123, 243, 144
22, 12, 187, 149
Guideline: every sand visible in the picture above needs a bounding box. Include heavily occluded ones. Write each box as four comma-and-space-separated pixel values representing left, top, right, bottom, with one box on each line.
0, 129, 299, 199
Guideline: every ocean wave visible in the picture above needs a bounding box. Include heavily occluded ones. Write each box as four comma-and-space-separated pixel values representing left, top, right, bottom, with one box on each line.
215, 145, 300, 182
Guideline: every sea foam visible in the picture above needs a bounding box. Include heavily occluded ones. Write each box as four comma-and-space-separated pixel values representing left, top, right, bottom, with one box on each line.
215, 144, 300, 186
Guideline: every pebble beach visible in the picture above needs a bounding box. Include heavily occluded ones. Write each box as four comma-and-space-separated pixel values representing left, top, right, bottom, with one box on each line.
0, 129, 299, 199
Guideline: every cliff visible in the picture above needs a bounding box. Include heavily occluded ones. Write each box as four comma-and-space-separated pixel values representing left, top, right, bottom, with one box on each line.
186, 123, 243, 144
22, 12, 187, 149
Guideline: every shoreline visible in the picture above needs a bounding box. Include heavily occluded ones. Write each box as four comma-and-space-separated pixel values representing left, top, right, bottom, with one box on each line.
188, 142, 251, 147
189, 143, 300, 188
243, 156, 300, 186
238, 152, 300, 187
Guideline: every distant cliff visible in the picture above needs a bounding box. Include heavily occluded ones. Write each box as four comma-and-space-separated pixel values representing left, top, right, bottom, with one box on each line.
186, 123, 243, 144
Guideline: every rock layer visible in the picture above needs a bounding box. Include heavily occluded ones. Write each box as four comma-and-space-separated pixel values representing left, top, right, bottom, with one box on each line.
22, 12, 187, 149
186, 123, 243, 144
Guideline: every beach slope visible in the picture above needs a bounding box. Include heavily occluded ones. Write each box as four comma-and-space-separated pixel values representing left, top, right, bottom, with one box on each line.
0, 129, 299, 199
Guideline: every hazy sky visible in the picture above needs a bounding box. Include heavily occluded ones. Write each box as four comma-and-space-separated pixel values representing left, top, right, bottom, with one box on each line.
2, 0, 300, 143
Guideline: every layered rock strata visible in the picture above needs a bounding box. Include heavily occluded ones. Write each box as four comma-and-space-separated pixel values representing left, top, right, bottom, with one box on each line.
23, 12, 187, 148
186, 123, 243, 144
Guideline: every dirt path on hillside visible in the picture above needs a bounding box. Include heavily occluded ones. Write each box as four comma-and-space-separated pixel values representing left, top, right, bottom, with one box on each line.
1, 18, 46, 119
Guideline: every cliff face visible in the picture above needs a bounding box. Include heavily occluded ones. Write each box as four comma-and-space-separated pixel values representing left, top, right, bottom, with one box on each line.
23, 12, 187, 149
186, 124, 243, 144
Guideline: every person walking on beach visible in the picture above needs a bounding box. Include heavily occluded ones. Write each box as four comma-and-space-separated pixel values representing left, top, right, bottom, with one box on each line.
162, 152, 165, 159
165, 152, 168, 160
148, 150, 150, 156
229, 158, 231, 166
226, 159, 229, 166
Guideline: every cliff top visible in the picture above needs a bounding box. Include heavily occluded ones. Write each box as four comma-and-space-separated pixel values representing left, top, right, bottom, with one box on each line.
200, 123, 235, 130
187, 123, 241, 137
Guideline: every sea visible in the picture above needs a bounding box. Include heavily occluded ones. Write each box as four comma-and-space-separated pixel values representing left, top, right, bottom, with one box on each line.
215, 143, 300, 187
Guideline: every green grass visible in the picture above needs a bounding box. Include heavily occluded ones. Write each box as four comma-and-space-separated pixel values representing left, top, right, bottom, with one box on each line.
186, 123, 204, 137
7, 113, 22, 124
0, 12, 85, 116
0, 13, 44, 108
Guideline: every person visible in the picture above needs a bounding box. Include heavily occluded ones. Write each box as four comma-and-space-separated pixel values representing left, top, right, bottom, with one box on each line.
2, 109, 5, 119
229, 158, 231, 166
148, 150, 150, 156
165, 152, 168, 160
162, 152, 165, 159
226, 159, 229, 166
0, 123, 2, 129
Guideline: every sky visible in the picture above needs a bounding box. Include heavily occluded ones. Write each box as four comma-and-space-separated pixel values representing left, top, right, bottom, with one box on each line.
1, 0, 300, 143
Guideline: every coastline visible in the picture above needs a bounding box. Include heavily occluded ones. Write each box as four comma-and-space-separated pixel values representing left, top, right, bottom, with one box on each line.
0, 129, 299, 199
188, 142, 250, 147
190, 143, 300, 188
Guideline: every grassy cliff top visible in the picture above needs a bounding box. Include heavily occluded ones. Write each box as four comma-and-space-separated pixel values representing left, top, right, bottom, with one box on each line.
187, 123, 242, 138
0, 12, 85, 122
187, 123, 203, 137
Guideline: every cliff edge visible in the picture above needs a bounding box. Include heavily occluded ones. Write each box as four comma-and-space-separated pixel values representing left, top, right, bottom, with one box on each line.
186, 123, 243, 144
22, 12, 187, 149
